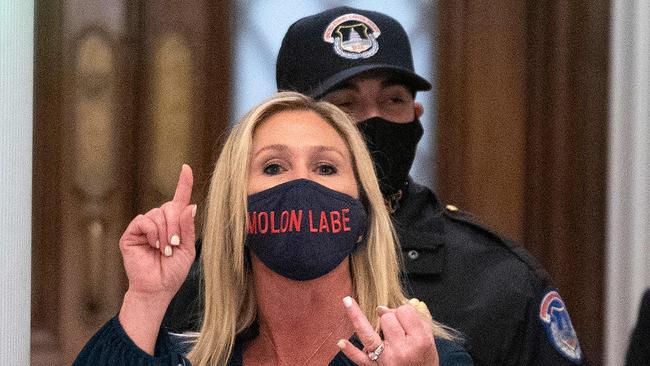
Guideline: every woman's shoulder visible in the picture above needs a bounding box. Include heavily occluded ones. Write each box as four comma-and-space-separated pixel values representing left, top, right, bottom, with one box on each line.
435, 338, 474, 366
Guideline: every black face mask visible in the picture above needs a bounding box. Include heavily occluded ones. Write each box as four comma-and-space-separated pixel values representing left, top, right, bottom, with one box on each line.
356, 117, 423, 197
245, 179, 367, 281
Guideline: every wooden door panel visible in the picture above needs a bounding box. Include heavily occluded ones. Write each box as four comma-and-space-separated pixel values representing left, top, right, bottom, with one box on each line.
59, 3, 132, 364
32, 1, 232, 364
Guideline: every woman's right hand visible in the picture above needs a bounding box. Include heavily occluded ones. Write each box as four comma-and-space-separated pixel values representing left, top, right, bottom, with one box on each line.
118, 164, 197, 355
119, 164, 197, 305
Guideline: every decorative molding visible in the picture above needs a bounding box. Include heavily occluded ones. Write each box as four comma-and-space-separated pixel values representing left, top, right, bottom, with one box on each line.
59, 26, 127, 364
74, 33, 117, 196
151, 33, 192, 199
73, 33, 117, 322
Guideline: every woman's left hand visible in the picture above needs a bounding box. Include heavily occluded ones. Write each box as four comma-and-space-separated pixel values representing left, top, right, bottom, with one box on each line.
338, 296, 439, 366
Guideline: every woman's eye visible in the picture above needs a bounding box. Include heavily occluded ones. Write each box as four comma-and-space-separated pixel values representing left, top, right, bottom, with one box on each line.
263, 164, 284, 175
317, 164, 337, 175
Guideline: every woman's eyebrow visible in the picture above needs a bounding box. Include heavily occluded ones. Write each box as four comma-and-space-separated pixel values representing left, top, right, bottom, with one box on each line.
310, 145, 346, 159
253, 144, 289, 158
253, 144, 346, 159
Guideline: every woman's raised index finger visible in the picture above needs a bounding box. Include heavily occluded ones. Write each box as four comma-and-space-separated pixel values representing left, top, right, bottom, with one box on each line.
172, 164, 193, 205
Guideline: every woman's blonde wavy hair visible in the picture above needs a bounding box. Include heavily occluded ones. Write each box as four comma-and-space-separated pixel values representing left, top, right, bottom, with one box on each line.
187, 92, 451, 365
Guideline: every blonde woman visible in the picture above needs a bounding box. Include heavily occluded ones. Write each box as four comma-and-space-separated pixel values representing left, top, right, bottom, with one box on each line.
73, 92, 473, 366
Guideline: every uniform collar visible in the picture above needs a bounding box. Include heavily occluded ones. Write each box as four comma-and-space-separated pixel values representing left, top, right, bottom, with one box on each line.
393, 178, 445, 243
392, 178, 446, 276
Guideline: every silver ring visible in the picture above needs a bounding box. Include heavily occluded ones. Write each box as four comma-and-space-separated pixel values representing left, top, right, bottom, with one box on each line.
367, 341, 384, 361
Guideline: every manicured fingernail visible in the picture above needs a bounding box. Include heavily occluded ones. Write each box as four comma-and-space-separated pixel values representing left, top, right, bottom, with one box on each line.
337, 340, 346, 349
155, 240, 160, 249
164, 246, 172, 257
343, 296, 353, 308
170, 235, 180, 246
192, 204, 197, 218
376, 305, 389, 312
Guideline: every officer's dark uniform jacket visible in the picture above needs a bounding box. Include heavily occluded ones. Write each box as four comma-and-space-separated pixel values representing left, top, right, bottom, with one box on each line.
393, 180, 584, 366
163, 179, 585, 366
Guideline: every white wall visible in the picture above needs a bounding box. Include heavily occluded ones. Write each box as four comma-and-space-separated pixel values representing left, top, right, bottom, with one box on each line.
606, 1, 650, 365
0, 0, 34, 364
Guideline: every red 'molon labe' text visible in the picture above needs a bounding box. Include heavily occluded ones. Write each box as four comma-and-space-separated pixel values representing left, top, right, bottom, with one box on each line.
247, 208, 351, 234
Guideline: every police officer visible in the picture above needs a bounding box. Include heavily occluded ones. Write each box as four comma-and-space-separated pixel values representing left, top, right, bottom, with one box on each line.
165, 6, 586, 366
273, 7, 585, 366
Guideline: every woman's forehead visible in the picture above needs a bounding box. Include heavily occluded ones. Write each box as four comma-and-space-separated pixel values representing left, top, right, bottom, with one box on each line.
252, 109, 350, 153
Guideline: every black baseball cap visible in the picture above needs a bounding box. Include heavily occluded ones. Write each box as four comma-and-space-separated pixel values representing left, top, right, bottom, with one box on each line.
276, 6, 432, 98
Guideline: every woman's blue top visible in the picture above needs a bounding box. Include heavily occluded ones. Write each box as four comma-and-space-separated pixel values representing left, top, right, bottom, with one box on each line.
73, 316, 474, 365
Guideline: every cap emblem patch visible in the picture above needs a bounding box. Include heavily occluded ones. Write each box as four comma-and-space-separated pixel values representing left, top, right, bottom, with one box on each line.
323, 13, 380, 59
539, 290, 583, 362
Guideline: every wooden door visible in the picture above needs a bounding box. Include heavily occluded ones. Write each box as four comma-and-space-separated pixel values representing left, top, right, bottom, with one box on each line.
32, 1, 232, 364
436, 1, 608, 363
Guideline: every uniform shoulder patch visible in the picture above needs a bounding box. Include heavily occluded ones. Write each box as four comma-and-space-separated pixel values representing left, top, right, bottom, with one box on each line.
539, 290, 583, 362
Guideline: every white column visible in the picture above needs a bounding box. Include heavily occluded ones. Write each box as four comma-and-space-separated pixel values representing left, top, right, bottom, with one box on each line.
606, 1, 650, 366
0, 0, 34, 365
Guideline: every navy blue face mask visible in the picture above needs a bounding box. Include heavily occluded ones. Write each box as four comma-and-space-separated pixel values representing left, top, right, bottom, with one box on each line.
245, 179, 367, 281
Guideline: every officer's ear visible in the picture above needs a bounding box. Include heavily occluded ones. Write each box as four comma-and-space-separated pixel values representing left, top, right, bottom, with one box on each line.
414, 102, 424, 119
